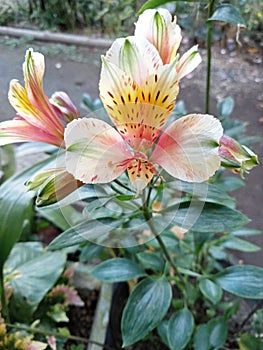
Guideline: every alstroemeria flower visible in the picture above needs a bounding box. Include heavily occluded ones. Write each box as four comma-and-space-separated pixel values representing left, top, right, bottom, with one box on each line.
0, 48, 78, 147
135, 8, 202, 80
219, 134, 259, 177
65, 114, 223, 191
65, 36, 223, 191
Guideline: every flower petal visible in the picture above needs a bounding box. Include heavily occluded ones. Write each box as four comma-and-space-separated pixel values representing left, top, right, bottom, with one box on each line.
151, 114, 223, 182
127, 159, 156, 192
135, 9, 182, 64
50, 91, 80, 122
104, 36, 162, 86
0, 119, 62, 146
176, 45, 202, 80
100, 56, 178, 149
22, 48, 64, 133
65, 118, 132, 184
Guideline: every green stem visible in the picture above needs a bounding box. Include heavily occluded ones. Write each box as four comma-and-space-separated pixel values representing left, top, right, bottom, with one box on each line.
143, 206, 177, 272
6, 323, 115, 350
0, 269, 9, 322
205, 0, 216, 114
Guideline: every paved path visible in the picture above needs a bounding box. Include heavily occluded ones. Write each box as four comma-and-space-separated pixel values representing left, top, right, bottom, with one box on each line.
0, 40, 262, 266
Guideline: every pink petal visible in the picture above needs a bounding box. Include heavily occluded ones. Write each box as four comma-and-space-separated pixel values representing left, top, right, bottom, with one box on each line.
22, 49, 64, 134
65, 118, 132, 184
151, 114, 223, 182
0, 119, 63, 146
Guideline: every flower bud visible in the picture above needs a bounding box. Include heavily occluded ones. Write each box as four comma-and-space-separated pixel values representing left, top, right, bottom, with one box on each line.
219, 135, 259, 177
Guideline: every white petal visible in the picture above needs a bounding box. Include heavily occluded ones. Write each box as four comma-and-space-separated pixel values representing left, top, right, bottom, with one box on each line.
151, 114, 223, 182
104, 36, 162, 85
65, 118, 132, 184
177, 45, 202, 80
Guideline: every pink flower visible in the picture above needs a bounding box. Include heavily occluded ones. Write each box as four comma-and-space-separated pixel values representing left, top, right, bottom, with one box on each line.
219, 134, 259, 177
0, 48, 79, 147
64, 36, 223, 192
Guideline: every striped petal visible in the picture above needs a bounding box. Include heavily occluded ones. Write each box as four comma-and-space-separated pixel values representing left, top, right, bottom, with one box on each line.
65, 118, 132, 184
0, 119, 63, 146
135, 9, 182, 64
22, 48, 64, 133
104, 36, 162, 86
100, 56, 178, 149
127, 158, 156, 192
151, 114, 223, 182
176, 45, 202, 80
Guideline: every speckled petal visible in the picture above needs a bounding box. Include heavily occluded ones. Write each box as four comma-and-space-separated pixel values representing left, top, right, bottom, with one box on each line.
151, 114, 223, 182
65, 117, 132, 184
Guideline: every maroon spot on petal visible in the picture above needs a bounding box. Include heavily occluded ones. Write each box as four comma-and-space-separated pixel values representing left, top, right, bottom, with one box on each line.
91, 175, 98, 182
154, 74, 158, 83
108, 91, 114, 98
121, 96, 125, 104
162, 95, 169, 103
155, 90, 160, 101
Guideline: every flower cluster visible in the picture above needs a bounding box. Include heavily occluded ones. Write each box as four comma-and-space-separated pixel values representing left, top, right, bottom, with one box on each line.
0, 9, 258, 201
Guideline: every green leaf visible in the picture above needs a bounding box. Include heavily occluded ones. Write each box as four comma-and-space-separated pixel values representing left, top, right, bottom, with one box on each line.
222, 236, 261, 252
91, 258, 146, 282
138, 0, 206, 14
213, 265, 263, 299
208, 317, 228, 349
238, 333, 263, 350
7, 244, 67, 320
0, 155, 57, 270
157, 320, 170, 347
215, 176, 244, 191
193, 324, 210, 350
199, 279, 223, 304
208, 4, 246, 26
121, 277, 172, 346
167, 203, 249, 233
136, 252, 164, 272
217, 97, 235, 118
48, 217, 124, 250
231, 228, 262, 237
168, 308, 195, 350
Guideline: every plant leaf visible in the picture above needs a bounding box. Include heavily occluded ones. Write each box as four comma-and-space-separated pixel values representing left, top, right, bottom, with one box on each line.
238, 333, 263, 350
91, 258, 146, 282
222, 236, 261, 252
199, 279, 223, 304
167, 307, 195, 350
213, 265, 263, 299
48, 217, 124, 250
121, 277, 172, 346
217, 97, 235, 118
193, 324, 210, 350
208, 317, 228, 349
165, 203, 250, 233
208, 4, 246, 26
138, 0, 206, 14
7, 245, 67, 321
0, 155, 57, 270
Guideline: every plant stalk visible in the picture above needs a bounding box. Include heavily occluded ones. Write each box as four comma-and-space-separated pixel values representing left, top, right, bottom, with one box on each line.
6, 323, 115, 350
0, 269, 9, 322
205, 0, 216, 113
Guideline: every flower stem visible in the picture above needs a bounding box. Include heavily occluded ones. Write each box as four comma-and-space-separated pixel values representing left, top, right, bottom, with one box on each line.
205, 0, 216, 113
0, 269, 9, 322
6, 323, 115, 350
143, 205, 177, 272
